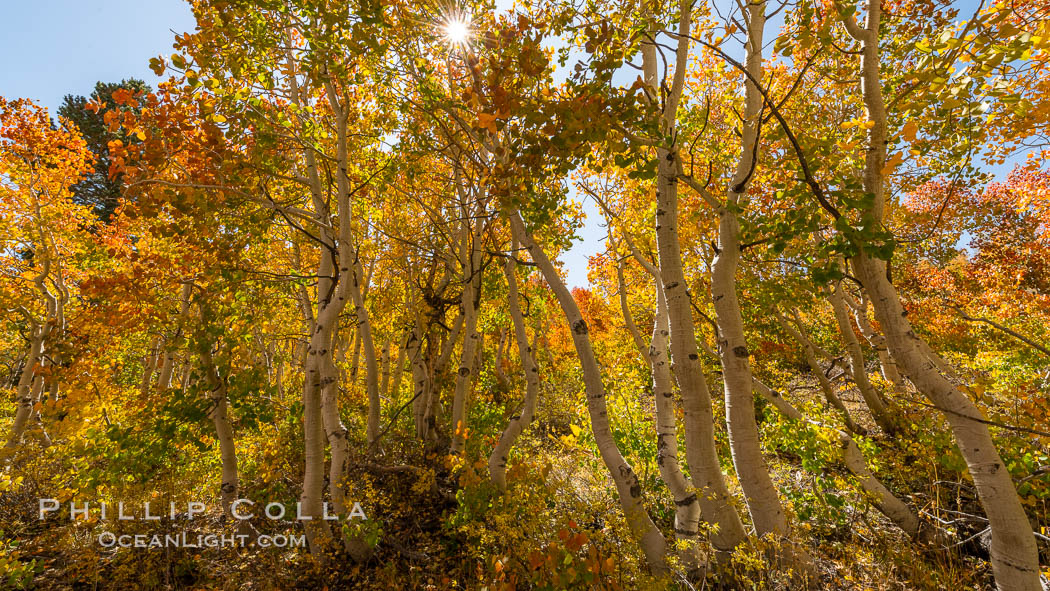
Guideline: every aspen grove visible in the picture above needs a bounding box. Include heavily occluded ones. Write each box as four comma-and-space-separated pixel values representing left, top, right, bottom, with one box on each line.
2, 0, 1049, 588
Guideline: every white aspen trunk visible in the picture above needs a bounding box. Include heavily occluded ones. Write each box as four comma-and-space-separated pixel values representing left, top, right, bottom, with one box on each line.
856, 256, 1041, 588
139, 337, 160, 398
641, 3, 749, 551
320, 326, 350, 515
155, 345, 177, 392
708, 0, 792, 539
27, 375, 46, 443
712, 210, 790, 538
450, 273, 481, 455
36, 377, 53, 448
7, 189, 63, 453
843, 2, 1040, 586
301, 312, 334, 552
426, 309, 464, 441
156, 283, 193, 392
837, 432, 930, 542
774, 311, 865, 435
201, 348, 239, 519
508, 211, 669, 575
649, 285, 703, 570
320, 78, 378, 563
346, 330, 362, 384
752, 379, 804, 421
179, 361, 193, 394
616, 254, 650, 364
827, 282, 898, 433
435, 310, 465, 379
654, 182, 748, 551
753, 380, 930, 541
390, 331, 407, 400
380, 336, 392, 399
846, 292, 904, 387
493, 326, 509, 388
275, 355, 285, 397
408, 321, 430, 440
5, 326, 45, 452
347, 261, 381, 446
488, 238, 540, 491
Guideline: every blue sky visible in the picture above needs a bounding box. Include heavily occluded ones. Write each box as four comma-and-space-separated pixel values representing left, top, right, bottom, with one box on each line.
0, 0, 196, 113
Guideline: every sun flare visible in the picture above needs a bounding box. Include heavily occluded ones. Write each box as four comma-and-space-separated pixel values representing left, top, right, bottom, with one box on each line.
441, 14, 471, 46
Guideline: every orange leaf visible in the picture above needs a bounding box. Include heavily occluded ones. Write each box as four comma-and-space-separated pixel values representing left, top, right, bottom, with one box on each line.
901, 120, 918, 142
476, 112, 499, 133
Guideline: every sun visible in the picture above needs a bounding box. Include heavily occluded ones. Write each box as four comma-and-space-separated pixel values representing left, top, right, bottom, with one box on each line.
441, 13, 471, 46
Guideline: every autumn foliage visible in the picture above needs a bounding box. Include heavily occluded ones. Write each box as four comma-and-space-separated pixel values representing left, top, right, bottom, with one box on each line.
1, 0, 1049, 590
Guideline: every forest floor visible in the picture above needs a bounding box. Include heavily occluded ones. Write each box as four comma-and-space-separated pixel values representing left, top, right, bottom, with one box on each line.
1, 373, 1031, 590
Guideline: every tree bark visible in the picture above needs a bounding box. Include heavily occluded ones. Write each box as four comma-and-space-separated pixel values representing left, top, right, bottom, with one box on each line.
707, 0, 791, 539
450, 260, 482, 455
390, 330, 407, 401
649, 284, 704, 570
5, 325, 46, 453
508, 211, 668, 575
488, 238, 540, 491
616, 252, 650, 364
846, 291, 904, 387
347, 260, 381, 446
774, 311, 866, 435
200, 347, 239, 519
843, 2, 1040, 586
156, 282, 193, 392
827, 282, 898, 433
641, 0, 749, 553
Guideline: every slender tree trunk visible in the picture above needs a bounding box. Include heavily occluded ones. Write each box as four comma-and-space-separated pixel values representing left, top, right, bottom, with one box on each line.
649, 284, 703, 570
508, 211, 668, 575
5, 326, 45, 452
712, 209, 789, 538
827, 282, 898, 433
707, 0, 792, 539
380, 336, 392, 400
139, 337, 160, 398
301, 303, 336, 553
489, 238, 539, 491
642, 12, 749, 549
846, 292, 904, 387
156, 283, 193, 392
856, 256, 1040, 588
450, 271, 482, 455
774, 311, 865, 435
347, 261, 381, 446
409, 321, 430, 440
616, 253, 650, 364
493, 326, 509, 388
843, 2, 1040, 586
320, 328, 350, 514
201, 347, 239, 519
426, 309, 464, 441
390, 331, 407, 400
